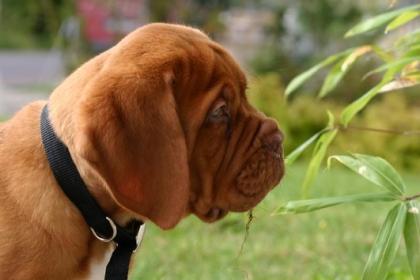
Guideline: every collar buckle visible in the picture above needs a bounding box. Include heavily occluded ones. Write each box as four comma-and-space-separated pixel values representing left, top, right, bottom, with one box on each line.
90, 217, 117, 242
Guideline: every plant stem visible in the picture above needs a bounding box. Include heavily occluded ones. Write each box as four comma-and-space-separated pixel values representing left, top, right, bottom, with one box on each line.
404, 193, 420, 201
237, 210, 254, 258
338, 125, 420, 136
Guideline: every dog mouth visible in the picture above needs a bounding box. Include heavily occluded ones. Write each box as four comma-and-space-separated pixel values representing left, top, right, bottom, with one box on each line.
189, 141, 284, 223
228, 146, 284, 211
201, 207, 228, 222
236, 148, 283, 191
190, 203, 228, 223
190, 148, 284, 221
267, 149, 282, 159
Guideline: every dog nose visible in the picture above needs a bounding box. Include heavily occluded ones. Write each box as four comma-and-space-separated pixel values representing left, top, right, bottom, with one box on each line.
259, 119, 283, 153
264, 131, 283, 153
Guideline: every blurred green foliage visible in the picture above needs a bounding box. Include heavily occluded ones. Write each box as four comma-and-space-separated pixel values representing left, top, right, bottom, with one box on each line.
249, 0, 382, 99
0, 0, 74, 48
0, 0, 237, 49
247, 73, 420, 171
297, 0, 363, 45
247, 73, 330, 153
2, 0, 418, 171
275, 4, 420, 278
150, 0, 234, 35
334, 93, 420, 170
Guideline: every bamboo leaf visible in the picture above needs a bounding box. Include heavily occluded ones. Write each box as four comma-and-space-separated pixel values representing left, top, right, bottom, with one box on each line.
354, 154, 406, 195
404, 201, 420, 279
340, 79, 390, 126
379, 76, 420, 93
395, 28, 420, 50
273, 193, 396, 215
326, 110, 335, 128
285, 49, 353, 96
371, 45, 394, 62
385, 11, 420, 33
342, 45, 373, 71
318, 58, 348, 98
330, 154, 406, 196
364, 56, 420, 80
345, 4, 420, 37
301, 129, 338, 197
362, 203, 407, 280
402, 60, 420, 75
404, 44, 420, 57
285, 129, 327, 166
318, 46, 374, 98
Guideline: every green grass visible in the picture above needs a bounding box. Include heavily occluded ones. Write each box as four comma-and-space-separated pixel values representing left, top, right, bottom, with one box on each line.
130, 163, 419, 280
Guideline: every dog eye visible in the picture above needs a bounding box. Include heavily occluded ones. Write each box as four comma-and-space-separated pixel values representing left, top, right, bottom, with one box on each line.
212, 105, 227, 118
208, 100, 229, 123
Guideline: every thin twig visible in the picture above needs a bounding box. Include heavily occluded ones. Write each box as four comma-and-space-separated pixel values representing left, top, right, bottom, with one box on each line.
237, 210, 254, 258
337, 125, 420, 136
404, 193, 420, 201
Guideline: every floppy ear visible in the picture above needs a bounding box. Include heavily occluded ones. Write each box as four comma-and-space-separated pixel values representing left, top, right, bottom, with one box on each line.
75, 70, 190, 229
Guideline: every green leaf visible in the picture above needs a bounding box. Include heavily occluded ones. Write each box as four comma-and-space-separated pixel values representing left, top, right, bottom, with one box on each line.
301, 129, 338, 197
318, 46, 374, 98
385, 11, 420, 33
395, 28, 420, 50
345, 4, 420, 37
330, 154, 406, 196
273, 192, 396, 215
340, 79, 391, 126
318, 58, 348, 98
405, 44, 420, 57
362, 203, 407, 280
354, 154, 406, 195
285, 49, 353, 96
341, 45, 374, 71
326, 110, 335, 128
371, 45, 394, 63
364, 56, 420, 80
379, 76, 420, 93
402, 60, 420, 76
404, 201, 420, 279
285, 129, 327, 166
404, 72, 420, 79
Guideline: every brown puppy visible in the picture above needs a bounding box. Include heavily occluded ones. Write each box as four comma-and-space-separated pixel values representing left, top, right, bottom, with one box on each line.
0, 23, 284, 279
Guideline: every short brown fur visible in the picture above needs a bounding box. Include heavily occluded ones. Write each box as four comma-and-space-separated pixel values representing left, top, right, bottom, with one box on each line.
0, 23, 284, 279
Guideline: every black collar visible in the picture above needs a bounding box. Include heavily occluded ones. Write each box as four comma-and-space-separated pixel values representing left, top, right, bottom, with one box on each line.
40, 105, 144, 280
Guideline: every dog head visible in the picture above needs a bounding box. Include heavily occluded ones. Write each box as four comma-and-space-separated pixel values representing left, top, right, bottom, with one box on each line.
62, 23, 284, 229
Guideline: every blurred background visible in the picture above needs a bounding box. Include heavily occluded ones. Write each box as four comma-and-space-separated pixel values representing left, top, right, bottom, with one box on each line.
1, 0, 419, 279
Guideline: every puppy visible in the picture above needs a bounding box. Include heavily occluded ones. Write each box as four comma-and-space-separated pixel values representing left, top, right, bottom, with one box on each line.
0, 23, 284, 279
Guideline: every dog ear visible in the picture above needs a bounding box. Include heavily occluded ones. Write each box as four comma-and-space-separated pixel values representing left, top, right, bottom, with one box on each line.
75, 70, 190, 230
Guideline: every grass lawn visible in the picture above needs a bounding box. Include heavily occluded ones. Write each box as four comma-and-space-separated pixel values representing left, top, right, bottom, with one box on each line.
130, 163, 419, 280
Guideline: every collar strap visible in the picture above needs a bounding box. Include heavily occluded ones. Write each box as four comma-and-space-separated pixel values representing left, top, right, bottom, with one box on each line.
40, 105, 144, 280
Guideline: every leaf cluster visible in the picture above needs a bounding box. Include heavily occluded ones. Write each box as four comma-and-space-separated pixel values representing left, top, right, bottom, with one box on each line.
282, 4, 420, 278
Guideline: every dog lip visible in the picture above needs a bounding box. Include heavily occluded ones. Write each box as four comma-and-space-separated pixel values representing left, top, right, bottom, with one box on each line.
235, 186, 261, 198
268, 150, 282, 159
197, 207, 227, 223
189, 201, 228, 223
